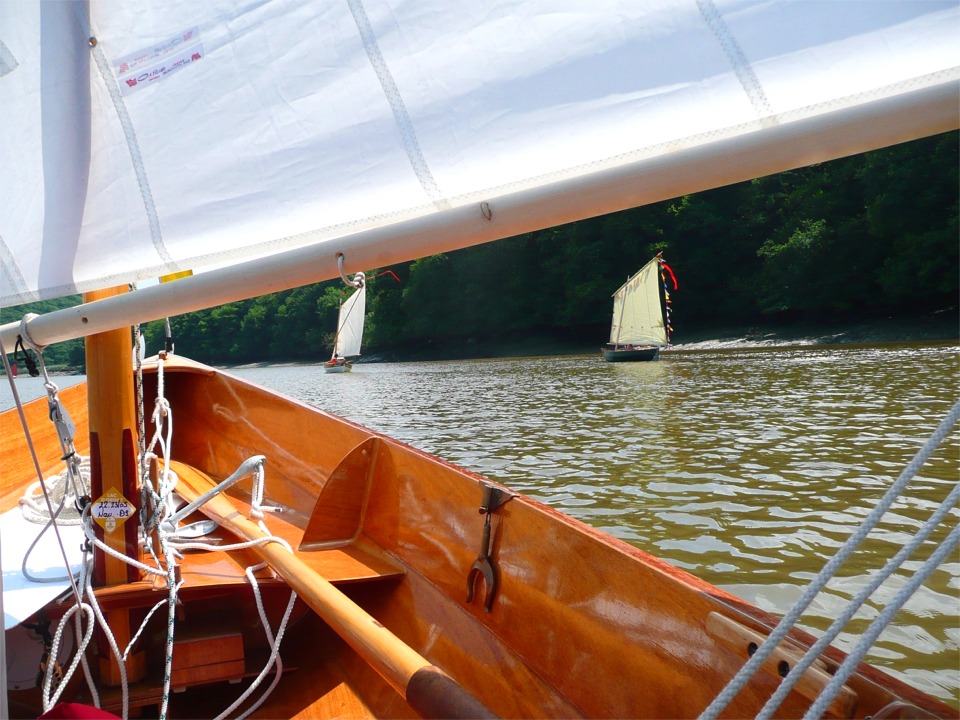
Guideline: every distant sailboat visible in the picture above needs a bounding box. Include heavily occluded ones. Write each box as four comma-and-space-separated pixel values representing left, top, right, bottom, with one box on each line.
324, 271, 366, 373
602, 254, 676, 362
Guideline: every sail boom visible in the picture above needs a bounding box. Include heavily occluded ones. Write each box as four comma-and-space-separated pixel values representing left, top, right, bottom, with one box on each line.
2, 78, 957, 351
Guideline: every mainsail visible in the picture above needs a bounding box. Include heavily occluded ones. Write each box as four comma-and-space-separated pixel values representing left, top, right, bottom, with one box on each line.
333, 285, 366, 359
1, 0, 958, 346
609, 258, 666, 348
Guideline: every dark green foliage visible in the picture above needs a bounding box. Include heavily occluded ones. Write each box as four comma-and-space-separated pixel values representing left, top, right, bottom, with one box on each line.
4, 132, 957, 368
1, 296, 85, 371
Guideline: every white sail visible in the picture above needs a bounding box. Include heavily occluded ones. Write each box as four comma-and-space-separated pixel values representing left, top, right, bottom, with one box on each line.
0, 0, 958, 344
609, 257, 666, 348
333, 285, 366, 359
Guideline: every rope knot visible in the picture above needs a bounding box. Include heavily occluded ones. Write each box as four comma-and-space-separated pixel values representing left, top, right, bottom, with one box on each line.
153, 397, 171, 419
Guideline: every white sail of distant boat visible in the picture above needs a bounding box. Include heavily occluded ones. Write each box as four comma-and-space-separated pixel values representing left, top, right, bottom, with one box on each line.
333, 285, 366, 360
604, 256, 668, 362
325, 271, 366, 373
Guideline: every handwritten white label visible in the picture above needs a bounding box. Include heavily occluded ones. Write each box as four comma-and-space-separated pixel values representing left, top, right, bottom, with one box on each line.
91, 489, 135, 533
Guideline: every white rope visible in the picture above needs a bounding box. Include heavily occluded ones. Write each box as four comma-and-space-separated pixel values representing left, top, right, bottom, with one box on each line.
42, 551, 101, 714
14, 342, 298, 719
42, 601, 95, 712
81, 546, 130, 719
336, 253, 365, 288
699, 399, 960, 719
757, 478, 960, 718
804, 523, 960, 719
3, 331, 100, 711
20, 458, 92, 525
19, 455, 91, 584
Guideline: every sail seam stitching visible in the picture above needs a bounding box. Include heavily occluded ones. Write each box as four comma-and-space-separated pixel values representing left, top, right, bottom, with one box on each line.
87, 29, 177, 269
0, 232, 33, 301
697, 0, 774, 125
347, 0, 449, 209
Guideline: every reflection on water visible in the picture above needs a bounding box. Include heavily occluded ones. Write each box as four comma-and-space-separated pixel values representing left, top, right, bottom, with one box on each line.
4, 343, 958, 703
232, 342, 960, 704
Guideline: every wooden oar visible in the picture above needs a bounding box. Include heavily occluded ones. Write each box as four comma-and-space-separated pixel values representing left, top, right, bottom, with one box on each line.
168, 461, 496, 720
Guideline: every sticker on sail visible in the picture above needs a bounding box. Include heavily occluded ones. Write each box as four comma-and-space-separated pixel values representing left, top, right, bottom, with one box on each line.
114, 27, 203, 96
91, 488, 135, 533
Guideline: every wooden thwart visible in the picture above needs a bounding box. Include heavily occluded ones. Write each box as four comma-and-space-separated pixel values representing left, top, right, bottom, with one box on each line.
169, 460, 496, 720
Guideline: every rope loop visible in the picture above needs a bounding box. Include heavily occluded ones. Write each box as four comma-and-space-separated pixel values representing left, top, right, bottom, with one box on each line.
336, 252, 365, 288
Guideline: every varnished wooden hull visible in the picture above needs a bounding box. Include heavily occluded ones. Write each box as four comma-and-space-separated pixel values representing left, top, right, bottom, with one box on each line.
2, 357, 955, 719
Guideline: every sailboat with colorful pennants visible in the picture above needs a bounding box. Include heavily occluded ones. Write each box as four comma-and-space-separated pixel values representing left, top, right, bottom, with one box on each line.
603, 253, 677, 362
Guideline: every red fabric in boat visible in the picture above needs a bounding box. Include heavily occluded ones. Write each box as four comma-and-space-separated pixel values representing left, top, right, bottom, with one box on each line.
40, 703, 121, 719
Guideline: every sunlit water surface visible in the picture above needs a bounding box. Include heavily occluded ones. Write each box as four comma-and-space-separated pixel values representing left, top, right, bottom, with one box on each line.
4, 343, 958, 705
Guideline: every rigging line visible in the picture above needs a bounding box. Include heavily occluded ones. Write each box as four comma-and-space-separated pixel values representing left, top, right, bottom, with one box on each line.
346, 0, 449, 209
805, 523, 960, 720
757, 477, 960, 719
77, 540, 130, 719
699, 398, 960, 720
0, 336, 84, 606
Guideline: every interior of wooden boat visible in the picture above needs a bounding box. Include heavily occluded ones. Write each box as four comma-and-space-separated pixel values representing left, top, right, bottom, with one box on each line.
2, 356, 954, 719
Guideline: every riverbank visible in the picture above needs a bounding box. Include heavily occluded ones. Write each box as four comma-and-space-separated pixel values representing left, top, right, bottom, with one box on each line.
362, 311, 958, 363
669, 312, 959, 352
5, 311, 956, 375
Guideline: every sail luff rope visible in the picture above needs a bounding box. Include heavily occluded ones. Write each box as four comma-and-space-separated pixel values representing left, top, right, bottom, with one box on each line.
757, 476, 960, 718
698, 398, 960, 720
613, 280, 628, 349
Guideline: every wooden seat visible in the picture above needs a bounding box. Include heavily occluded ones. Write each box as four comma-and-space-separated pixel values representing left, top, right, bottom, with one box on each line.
165, 460, 405, 586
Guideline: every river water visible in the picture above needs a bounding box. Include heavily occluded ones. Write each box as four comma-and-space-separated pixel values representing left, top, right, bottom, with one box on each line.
4, 341, 959, 705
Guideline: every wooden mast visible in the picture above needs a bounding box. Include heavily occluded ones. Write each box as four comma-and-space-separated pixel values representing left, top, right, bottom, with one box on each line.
83, 285, 145, 685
